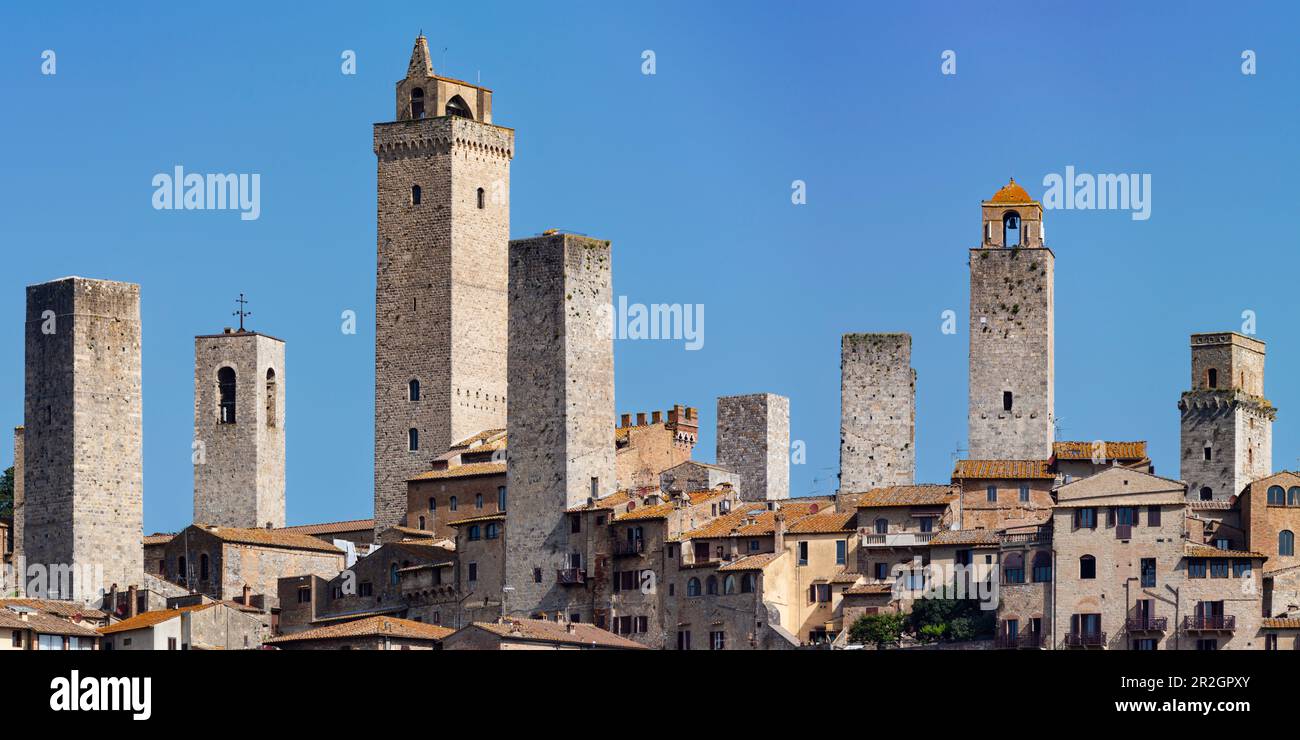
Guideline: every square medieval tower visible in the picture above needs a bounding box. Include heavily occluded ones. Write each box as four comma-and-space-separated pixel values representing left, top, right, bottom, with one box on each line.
373, 35, 514, 536
968, 179, 1054, 460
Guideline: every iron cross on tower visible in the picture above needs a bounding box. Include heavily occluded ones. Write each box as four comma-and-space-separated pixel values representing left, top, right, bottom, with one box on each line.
233, 293, 252, 331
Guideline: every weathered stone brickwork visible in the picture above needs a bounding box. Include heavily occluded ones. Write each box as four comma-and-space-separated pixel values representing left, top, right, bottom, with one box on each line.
11, 426, 23, 594
373, 36, 514, 537
194, 330, 286, 528
24, 277, 143, 601
1179, 333, 1273, 502
839, 333, 915, 493
969, 184, 1054, 460
505, 233, 616, 616
716, 393, 789, 501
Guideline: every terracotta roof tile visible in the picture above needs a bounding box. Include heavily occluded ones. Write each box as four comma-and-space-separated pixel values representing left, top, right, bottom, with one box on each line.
1053, 441, 1148, 461
1185, 544, 1268, 560
266, 616, 453, 644
407, 462, 506, 482
928, 529, 1002, 548
0, 608, 101, 637
855, 485, 956, 508
278, 519, 375, 536
952, 459, 1054, 480
786, 510, 856, 534
614, 502, 676, 521
142, 533, 175, 546
99, 603, 220, 635
831, 570, 863, 584
717, 553, 781, 571
844, 582, 894, 595
450, 429, 506, 449
987, 178, 1037, 204
193, 525, 344, 554
0, 598, 107, 620
1262, 618, 1300, 629
464, 618, 647, 649
446, 512, 506, 527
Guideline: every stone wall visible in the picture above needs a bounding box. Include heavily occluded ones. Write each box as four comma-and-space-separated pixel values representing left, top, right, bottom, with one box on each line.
839, 333, 914, 493
716, 393, 789, 501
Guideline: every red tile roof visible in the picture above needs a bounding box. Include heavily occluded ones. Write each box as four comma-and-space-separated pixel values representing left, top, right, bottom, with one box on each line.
1185, 544, 1267, 560
408, 462, 506, 482
855, 485, 956, 508
191, 525, 344, 554
952, 460, 1054, 480
717, 553, 782, 571
266, 616, 453, 644
928, 529, 1002, 548
1262, 618, 1300, 629
1052, 441, 1148, 461
100, 603, 220, 635
462, 618, 647, 649
278, 519, 375, 536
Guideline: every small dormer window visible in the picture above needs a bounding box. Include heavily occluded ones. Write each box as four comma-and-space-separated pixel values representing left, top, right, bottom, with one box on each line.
445, 94, 471, 119
410, 88, 425, 119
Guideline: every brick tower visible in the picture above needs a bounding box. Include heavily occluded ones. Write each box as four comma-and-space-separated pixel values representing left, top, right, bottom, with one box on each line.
1179, 332, 1273, 501
373, 35, 514, 536
968, 179, 1054, 460
23, 277, 143, 601
505, 233, 616, 618
193, 327, 286, 528
839, 333, 915, 492
716, 393, 790, 501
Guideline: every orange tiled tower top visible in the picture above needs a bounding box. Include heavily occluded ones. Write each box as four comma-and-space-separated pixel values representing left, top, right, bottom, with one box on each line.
988, 178, 1037, 204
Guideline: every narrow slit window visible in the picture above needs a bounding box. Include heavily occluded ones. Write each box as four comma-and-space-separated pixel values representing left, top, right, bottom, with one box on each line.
411, 185, 421, 205
218, 367, 237, 424
1003, 391, 1013, 412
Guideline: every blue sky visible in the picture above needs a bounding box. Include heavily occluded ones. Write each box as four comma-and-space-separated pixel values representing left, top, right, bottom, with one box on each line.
2, 2, 1299, 533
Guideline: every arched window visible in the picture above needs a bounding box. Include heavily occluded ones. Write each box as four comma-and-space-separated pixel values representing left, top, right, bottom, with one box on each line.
476, 187, 486, 209
1002, 552, 1025, 584
445, 94, 471, 119
1079, 554, 1096, 579
1281, 530, 1295, 557
411, 185, 422, 205
687, 577, 701, 597
1031, 551, 1052, 582
217, 367, 236, 424
409, 379, 420, 401
1207, 368, 1218, 388
449, 496, 458, 511
418, 516, 426, 530
874, 518, 888, 535
475, 493, 483, 510
1002, 211, 1021, 247
410, 87, 425, 119
1268, 486, 1286, 506
199, 553, 210, 581
706, 576, 718, 595
741, 573, 756, 593
265, 369, 276, 427
1290, 487, 1300, 506
428, 497, 436, 511
1200, 486, 1213, 502
390, 563, 400, 586
408, 428, 419, 452
723, 575, 737, 594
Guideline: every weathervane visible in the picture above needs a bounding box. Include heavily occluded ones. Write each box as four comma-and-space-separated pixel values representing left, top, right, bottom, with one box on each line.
233, 293, 252, 332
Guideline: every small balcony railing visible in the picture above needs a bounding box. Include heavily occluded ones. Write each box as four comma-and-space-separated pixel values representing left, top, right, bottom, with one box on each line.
1064, 631, 1106, 648
1183, 615, 1235, 632
994, 632, 1042, 649
556, 568, 586, 585
1125, 617, 1168, 633
860, 532, 936, 547
613, 539, 645, 557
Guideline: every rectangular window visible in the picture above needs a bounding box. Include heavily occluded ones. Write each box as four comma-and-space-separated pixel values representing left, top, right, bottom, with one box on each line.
468, 563, 477, 582
1196, 639, 1218, 651
1140, 558, 1156, 588
1203, 446, 1212, 462
1003, 391, 1013, 411
835, 540, 847, 565
1019, 484, 1030, 503
798, 541, 809, 566
1210, 559, 1229, 578
498, 486, 507, 511
11, 630, 21, 648
570, 515, 581, 534
1188, 558, 1207, 578
986, 485, 997, 503
1074, 508, 1097, 529
297, 586, 310, 604
1232, 559, 1251, 578
748, 539, 760, 552
359, 582, 373, 597
1147, 506, 1161, 527
168, 638, 177, 651
1133, 639, 1156, 651
919, 517, 934, 533
709, 631, 725, 650
874, 562, 889, 580
1116, 507, 1138, 526
677, 630, 691, 650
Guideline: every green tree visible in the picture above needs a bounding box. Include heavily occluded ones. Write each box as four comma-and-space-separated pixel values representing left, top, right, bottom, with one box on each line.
0, 466, 12, 518
907, 590, 996, 642
849, 612, 907, 648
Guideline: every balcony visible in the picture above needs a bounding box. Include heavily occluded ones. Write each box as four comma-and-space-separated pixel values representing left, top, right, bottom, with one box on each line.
613, 539, 645, 557
1063, 631, 1107, 648
994, 632, 1042, 649
556, 568, 586, 585
860, 532, 935, 547
999, 527, 1052, 546
1183, 615, 1235, 632
1125, 617, 1168, 633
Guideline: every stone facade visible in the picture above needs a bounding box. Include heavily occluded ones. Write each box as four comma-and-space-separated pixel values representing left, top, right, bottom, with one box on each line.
10, 426, 23, 593
839, 333, 915, 493
23, 277, 143, 601
615, 406, 698, 490
505, 233, 616, 616
1179, 332, 1273, 502
968, 183, 1054, 460
193, 330, 286, 529
373, 35, 513, 537
716, 393, 790, 502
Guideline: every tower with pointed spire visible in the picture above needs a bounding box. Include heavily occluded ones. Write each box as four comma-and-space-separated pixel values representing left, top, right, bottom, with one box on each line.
372, 34, 514, 537
967, 179, 1055, 460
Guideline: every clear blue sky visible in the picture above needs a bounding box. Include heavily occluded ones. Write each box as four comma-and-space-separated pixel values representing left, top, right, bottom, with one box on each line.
2, 2, 1299, 533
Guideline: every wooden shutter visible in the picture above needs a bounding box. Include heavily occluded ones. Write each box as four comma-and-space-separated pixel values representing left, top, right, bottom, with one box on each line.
1148, 506, 1161, 527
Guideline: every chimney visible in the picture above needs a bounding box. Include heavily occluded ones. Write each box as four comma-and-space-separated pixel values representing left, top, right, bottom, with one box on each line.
773, 511, 787, 552
242, 584, 252, 606
652, 410, 662, 424
566, 622, 576, 634
108, 583, 118, 614
127, 585, 138, 618
620, 413, 631, 427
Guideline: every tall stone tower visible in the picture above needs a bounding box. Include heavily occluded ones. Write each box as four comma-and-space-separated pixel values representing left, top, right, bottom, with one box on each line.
24, 277, 143, 601
968, 179, 1054, 460
1179, 332, 1273, 501
839, 333, 915, 492
193, 328, 286, 528
11, 426, 24, 594
505, 233, 615, 617
373, 35, 513, 536
717, 393, 790, 501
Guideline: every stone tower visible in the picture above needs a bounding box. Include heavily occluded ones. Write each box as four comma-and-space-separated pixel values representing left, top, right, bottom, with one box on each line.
717, 393, 790, 501
373, 35, 514, 536
505, 233, 615, 617
24, 277, 143, 601
11, 426, 24, 594
193, 328, 286, 528
1179, 332, 1273, 501
839, 333, 915, 492
968, 179, 1054, 460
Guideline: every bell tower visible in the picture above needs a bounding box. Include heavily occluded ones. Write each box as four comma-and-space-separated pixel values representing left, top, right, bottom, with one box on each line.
967, 179, 1054, 460
373, 35, 514, 536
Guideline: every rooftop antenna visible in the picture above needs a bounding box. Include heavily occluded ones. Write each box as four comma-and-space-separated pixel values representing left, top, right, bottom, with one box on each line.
233, 293, 252, 332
